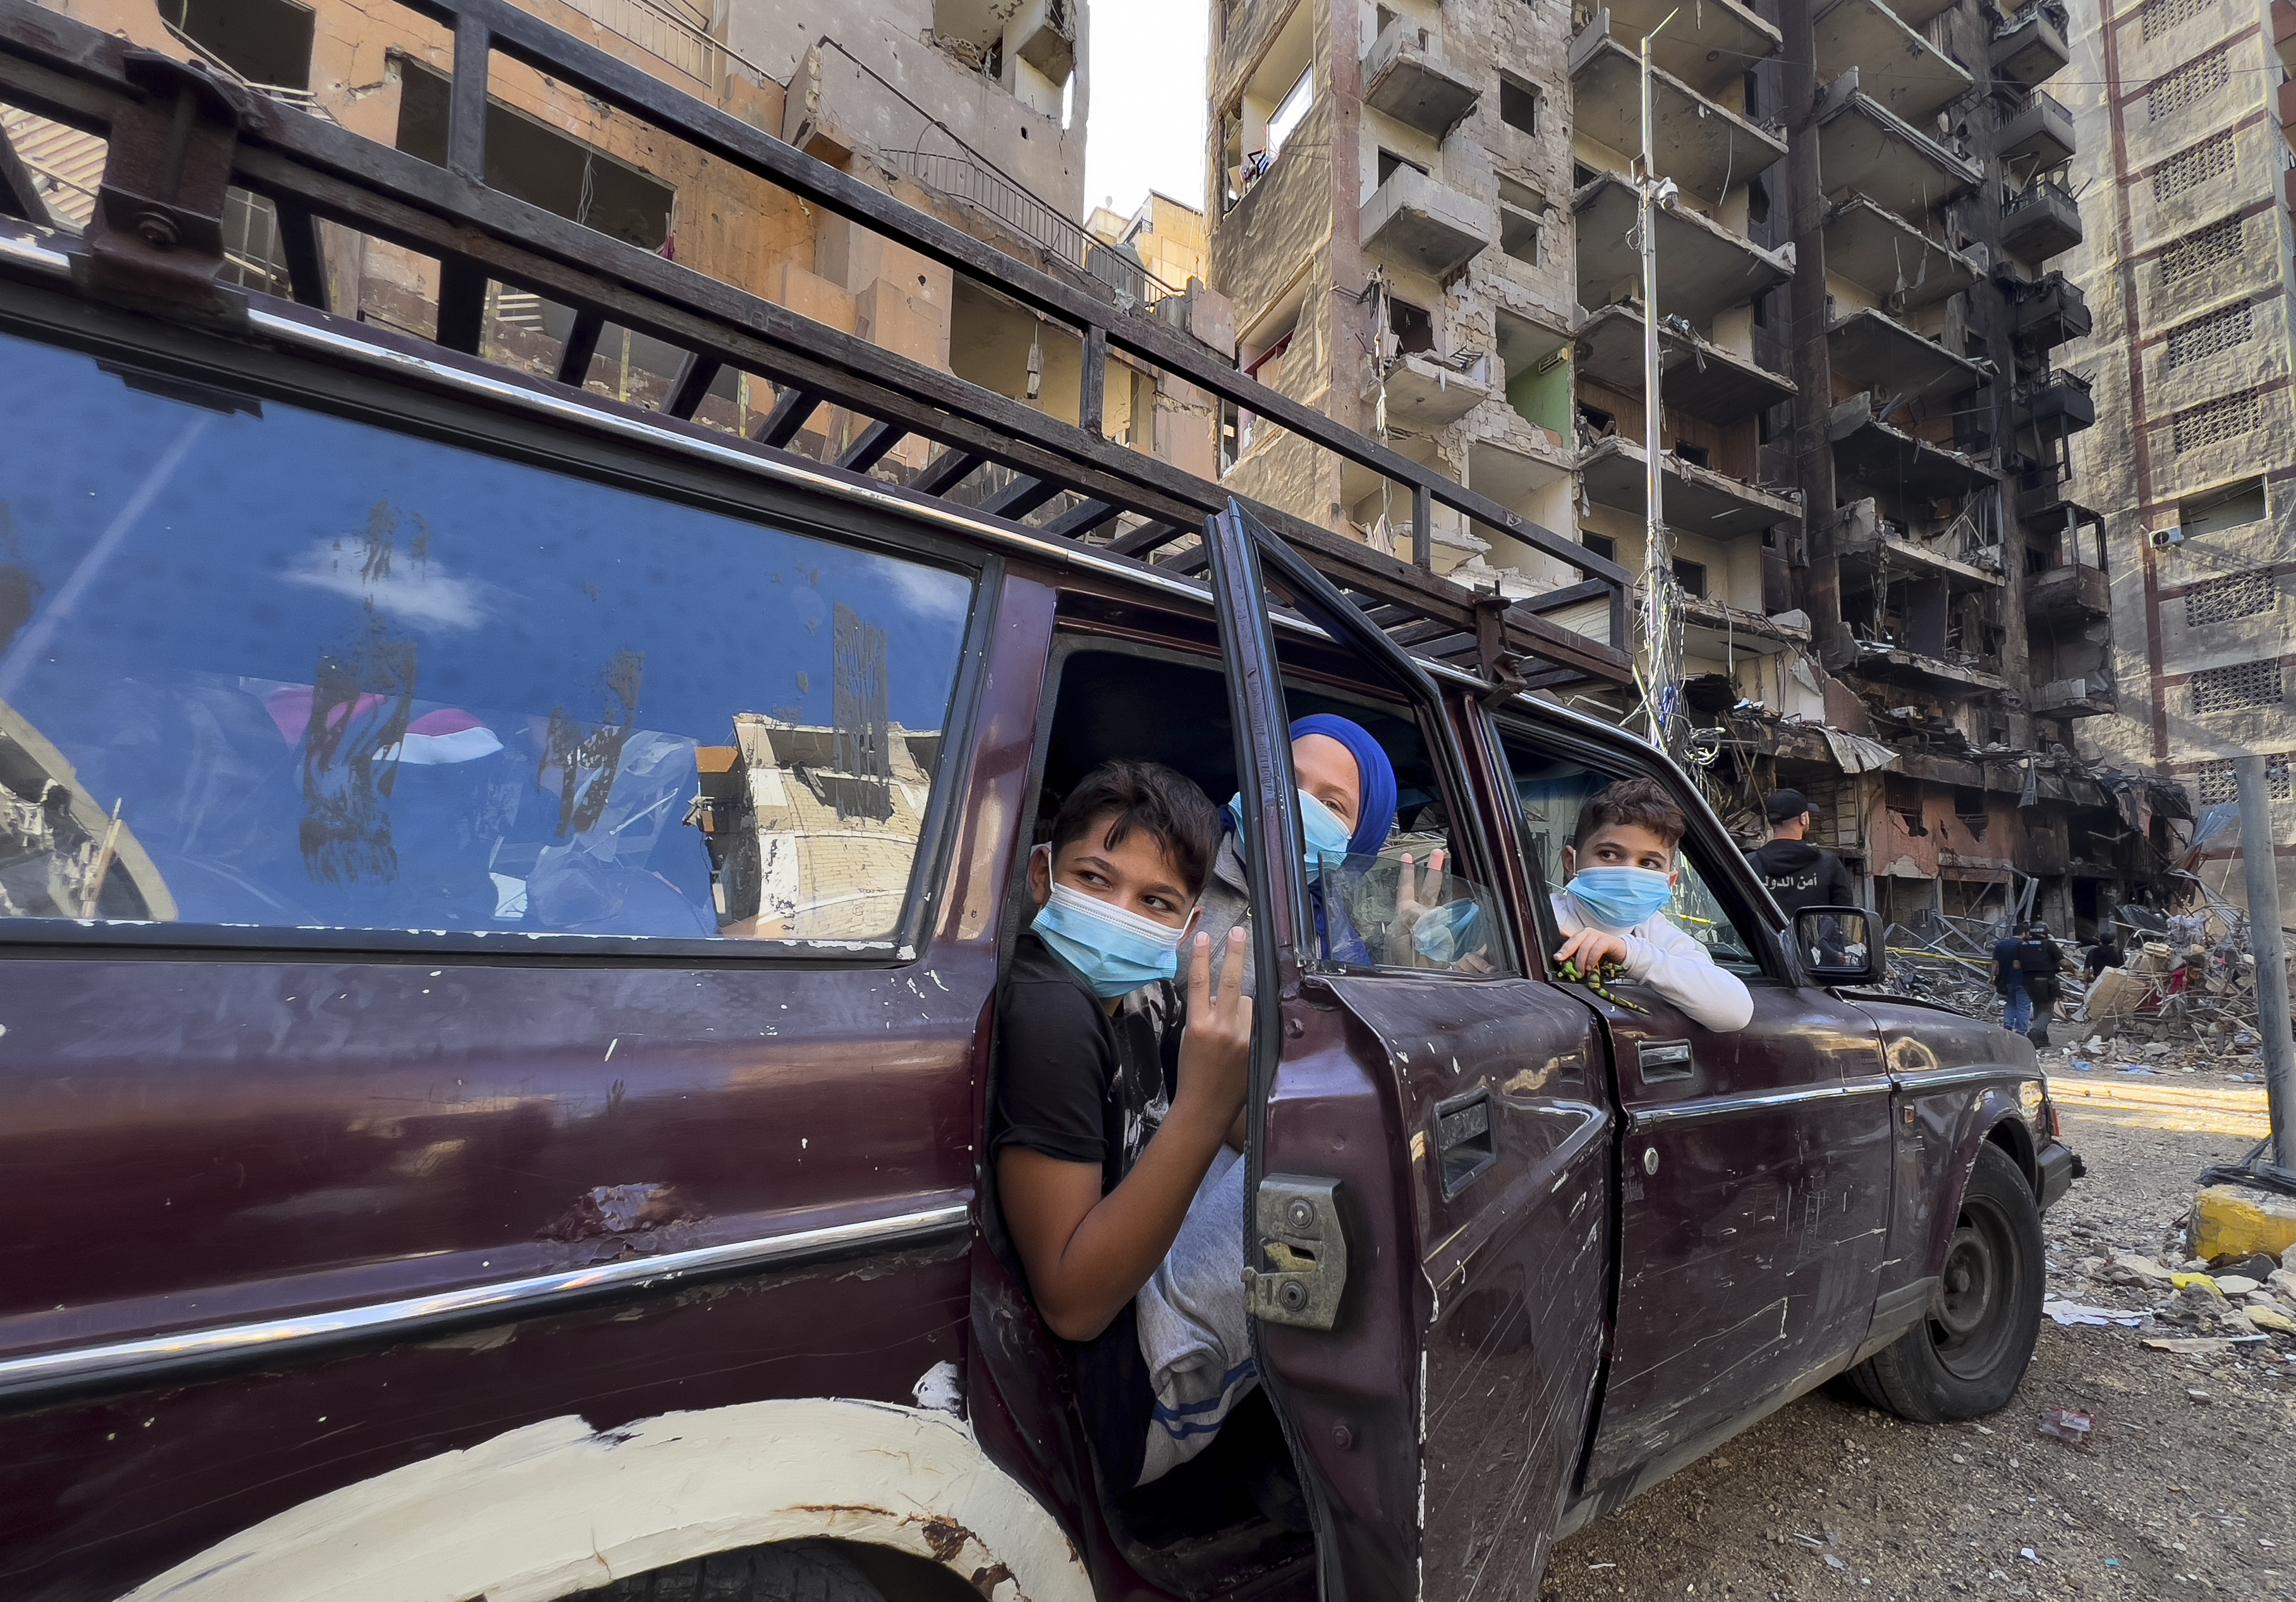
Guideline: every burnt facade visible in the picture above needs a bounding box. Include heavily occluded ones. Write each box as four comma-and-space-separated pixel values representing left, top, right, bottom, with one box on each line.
2059, 0, 2296, 916
1203, 0, 2175, 936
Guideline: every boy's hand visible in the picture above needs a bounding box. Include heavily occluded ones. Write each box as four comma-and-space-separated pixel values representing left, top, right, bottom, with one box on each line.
1175, 926, 1253, 1136
1554, 926, 1630, 976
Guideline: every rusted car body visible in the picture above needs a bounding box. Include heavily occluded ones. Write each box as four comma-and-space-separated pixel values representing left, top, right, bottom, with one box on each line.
0, 6, 2073, 1599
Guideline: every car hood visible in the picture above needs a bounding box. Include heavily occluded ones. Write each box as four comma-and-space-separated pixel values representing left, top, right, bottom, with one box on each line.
1837, 990, 2039, 1080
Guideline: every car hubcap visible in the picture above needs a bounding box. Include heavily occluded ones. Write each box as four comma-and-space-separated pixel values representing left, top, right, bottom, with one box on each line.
1930, 1197, 2020, 1380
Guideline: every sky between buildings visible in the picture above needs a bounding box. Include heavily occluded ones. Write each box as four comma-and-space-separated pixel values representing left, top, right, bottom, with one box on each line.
1083, 0, 1210, 219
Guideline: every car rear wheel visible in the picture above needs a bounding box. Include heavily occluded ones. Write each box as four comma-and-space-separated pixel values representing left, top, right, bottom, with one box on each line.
1848, 1141, 2043, 1424
562, 1539, 891, 1602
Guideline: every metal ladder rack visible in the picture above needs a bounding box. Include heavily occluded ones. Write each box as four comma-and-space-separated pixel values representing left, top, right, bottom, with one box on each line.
0, 0, 1632, 693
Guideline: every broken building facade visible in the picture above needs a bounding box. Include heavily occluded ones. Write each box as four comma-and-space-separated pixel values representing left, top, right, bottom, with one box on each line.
1201, 0, 2179, 936
2060, 0, 2296, 916
8, 0, 1230, 487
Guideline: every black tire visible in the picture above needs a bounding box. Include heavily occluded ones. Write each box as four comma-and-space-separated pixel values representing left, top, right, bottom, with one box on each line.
563, 1539, 892, 1602
1849, 1142, 2044, 1424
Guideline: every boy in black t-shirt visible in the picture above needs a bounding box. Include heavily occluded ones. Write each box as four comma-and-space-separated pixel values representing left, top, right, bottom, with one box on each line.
993, 761, 1252, 1491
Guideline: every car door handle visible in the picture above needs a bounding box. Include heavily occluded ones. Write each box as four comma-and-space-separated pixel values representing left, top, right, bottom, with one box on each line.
1430, 1087, 1498, 1199
1638, 1039, 1695, 1083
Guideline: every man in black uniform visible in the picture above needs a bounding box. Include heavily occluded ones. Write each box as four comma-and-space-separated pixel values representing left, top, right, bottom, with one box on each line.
1747, 789, 1859, 960
1748, 789, 1857, 913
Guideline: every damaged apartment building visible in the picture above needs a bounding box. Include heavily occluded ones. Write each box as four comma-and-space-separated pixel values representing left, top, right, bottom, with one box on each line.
1202, 0, 2183, 935
2056, 0, 2296, 916
4, 0, 1224, 485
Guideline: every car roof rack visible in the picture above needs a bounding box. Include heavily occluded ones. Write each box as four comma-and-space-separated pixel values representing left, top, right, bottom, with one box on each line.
0, 0, 1632, 693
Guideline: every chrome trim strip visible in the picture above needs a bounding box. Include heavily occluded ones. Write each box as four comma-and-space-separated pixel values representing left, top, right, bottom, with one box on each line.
1628, 1075, 1895, 1131
1894, 1065, 2033, 1095
0, 1201, 970, 1402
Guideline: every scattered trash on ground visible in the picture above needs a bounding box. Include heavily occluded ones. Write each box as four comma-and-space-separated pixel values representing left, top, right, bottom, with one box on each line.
2043, 1301, 2145, 1327
2036, 1407, 2094, 1446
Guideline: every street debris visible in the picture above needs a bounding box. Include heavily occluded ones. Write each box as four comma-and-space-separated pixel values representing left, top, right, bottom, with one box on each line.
1880, 881, 2283, 1053
2042, 1300, 2144, 1327
2036, 1407, 2094, 1445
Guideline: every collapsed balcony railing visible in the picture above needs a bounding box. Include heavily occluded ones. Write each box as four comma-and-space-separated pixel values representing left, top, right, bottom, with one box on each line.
0, 0, 1633, 694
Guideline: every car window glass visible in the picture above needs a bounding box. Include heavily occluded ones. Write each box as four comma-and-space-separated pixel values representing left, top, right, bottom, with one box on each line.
0, 332, 974, 944
1495, 727, 1764, 977
1285, 687, 1509, 976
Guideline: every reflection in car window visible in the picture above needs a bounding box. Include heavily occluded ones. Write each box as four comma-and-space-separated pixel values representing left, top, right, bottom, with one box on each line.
1668, 853, 1763, 976
0, 333, 973, 943
1323, 847, 1505, 974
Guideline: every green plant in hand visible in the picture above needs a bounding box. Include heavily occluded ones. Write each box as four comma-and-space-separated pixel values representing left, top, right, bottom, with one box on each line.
1558, 956, 1649, 1012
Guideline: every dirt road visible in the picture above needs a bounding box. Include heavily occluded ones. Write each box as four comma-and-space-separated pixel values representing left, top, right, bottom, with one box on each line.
1541, 1069, 2296, 1599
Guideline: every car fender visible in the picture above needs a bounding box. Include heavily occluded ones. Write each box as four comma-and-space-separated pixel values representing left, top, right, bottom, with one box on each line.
115, 1395, 1091, 1602
1920, 1087, 2039, 1280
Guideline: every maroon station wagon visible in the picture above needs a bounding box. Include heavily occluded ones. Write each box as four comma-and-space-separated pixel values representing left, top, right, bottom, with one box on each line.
0, 22, 2075, 1602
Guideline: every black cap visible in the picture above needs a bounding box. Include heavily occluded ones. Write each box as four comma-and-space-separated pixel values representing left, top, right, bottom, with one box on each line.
1765, 789, 1816, 823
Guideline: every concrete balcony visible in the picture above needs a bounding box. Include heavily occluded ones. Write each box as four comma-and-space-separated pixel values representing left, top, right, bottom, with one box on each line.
1569, 22, 1785, 207
2012, 368, 2096, 434
1363, 18, 1481, 141
1574, 303, 1795, 422
1846, 643, 2010, 701
2000, 88, 2077, 169
2026, 561, 2111, 625
2000, 178, 2082, 265
1830, 394, 1999, 500
1837, 498, 2005, 592
1992, 2, 2072, 89
1573, 176, 1794, 331
1468, 431, 1575, 509
1878, 0, 1955, 26
1823, 195, 1982, 311
2281, 77, 2296, 133
2012, 272, 2091, 350
1827, 307, 1989, 406
1361, 165, 1492, 279
1579, 434, 1800, 539
2278, 0, 2296, 72
1814, 0, 1972, 123
1682, 596, 1812, 657
1586, 0, 1780, 97
1813, 78, 1983, 223
1369, 349, 1498, 430
2033, 674, 2116, 717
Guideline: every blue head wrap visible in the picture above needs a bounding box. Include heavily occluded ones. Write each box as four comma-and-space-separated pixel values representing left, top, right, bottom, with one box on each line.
1288, 714, 1397, 858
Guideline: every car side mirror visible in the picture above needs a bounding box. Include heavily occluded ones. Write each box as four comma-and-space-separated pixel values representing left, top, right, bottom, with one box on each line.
1794, 906, 1881, 986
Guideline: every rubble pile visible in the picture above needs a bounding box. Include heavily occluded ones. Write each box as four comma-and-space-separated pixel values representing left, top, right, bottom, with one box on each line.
2048, 1234, 2296, 1353
1879, 889, 2275, 1048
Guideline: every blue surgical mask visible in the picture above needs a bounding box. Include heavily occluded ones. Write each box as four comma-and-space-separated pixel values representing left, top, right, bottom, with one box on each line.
1227, 790, 1355, 882
1033, 883, 1189, 999
1567, 866, 1675, 931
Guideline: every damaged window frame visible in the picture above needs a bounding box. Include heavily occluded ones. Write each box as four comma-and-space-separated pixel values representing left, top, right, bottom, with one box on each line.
0, 301, 999, 964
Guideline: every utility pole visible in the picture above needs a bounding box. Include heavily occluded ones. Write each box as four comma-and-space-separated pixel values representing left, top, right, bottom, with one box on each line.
1638, 12, 1680, 755
2235, 756, 2296, 1178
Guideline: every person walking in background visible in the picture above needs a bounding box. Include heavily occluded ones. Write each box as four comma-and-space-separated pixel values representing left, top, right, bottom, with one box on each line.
1993, 922, 2034, 1038
2020, 920, 2063, 1047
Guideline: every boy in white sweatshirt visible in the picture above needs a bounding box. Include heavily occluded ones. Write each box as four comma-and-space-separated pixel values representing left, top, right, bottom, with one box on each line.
1552, 777, 1754, 1032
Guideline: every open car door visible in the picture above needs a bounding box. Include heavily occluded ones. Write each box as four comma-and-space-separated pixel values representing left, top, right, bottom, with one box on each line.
1203, 502, 1613, 1602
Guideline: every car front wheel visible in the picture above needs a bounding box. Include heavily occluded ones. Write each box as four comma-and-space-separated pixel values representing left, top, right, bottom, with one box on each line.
1848, 1141, 2044, 1423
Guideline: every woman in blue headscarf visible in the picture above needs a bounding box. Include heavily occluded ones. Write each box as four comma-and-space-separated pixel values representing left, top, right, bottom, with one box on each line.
1196, 714, 1399, 997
